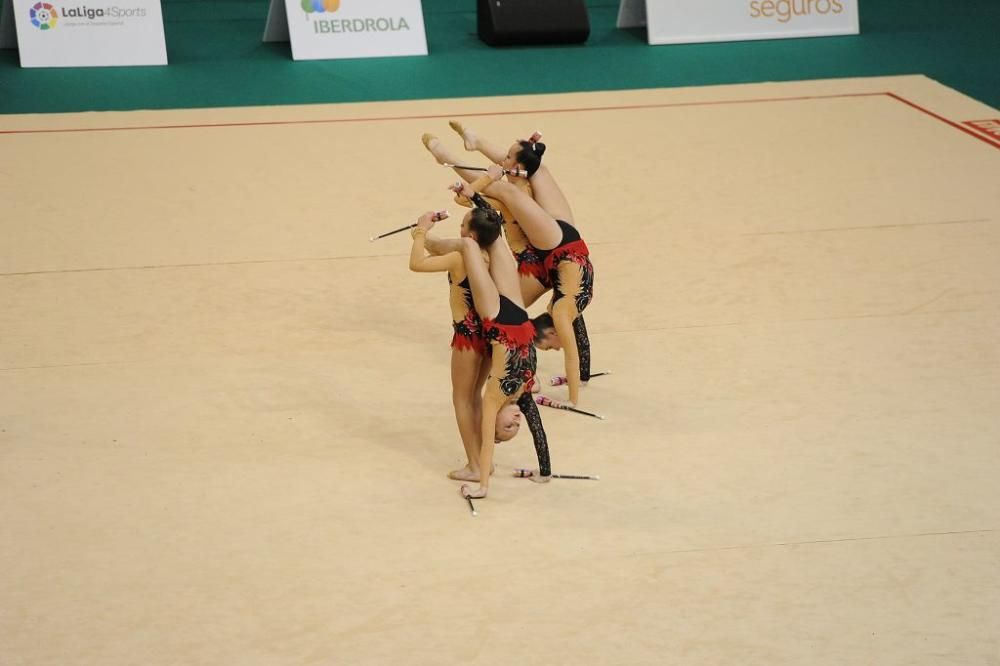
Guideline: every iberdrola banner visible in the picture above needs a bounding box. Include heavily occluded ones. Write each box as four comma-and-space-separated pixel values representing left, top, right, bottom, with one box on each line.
263, 0, 427, 60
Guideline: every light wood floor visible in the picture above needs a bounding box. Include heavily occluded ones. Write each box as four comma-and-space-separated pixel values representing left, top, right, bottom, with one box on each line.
2, 75, 999, 665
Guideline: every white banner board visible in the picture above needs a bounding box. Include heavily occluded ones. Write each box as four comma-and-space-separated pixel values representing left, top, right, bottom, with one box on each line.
9, 0, 166, 66
263, 0, 427, 61
621, 0, 859, 44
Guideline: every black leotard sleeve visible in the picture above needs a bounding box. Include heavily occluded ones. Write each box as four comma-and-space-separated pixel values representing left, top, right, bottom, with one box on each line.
517, 392, 551, 477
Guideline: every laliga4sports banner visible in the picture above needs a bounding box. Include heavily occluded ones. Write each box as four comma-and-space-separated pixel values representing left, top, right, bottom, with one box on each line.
263, 0, 427, 60
9, 0, 166, 66
621, 0, 859, 44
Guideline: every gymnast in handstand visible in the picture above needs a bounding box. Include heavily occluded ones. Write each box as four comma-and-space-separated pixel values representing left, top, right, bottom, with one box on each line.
462, 161, 595, 409
425, 183, 554, 498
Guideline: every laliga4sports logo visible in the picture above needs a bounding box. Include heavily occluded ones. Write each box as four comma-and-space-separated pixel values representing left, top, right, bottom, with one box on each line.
301, 0, 340, 15
29, 2, 58, 30
27, 3, 147, 29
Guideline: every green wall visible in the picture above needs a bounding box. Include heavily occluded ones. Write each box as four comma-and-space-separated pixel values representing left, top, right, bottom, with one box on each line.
1, 0, 998, 114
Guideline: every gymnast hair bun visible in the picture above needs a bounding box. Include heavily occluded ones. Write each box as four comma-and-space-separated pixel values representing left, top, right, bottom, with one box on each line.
533, 142, 546, 158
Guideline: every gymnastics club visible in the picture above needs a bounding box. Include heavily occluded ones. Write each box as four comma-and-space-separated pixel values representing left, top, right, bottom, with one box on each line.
465, 495, 478, 517
441, 163, 528, 178
368, 210, 448, 242
515, 469, 600, 481
534, 395, 606, 420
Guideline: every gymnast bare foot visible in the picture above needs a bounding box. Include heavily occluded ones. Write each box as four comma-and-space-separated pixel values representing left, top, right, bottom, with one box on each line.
448, 465, 494, 481
449, 120, 478, 152
514, 468, 552, 483
461, 484, 487, 499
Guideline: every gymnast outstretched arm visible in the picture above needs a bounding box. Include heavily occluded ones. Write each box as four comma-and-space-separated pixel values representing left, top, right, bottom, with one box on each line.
516, 391, 552, 479
409, 234, 459, 273
423, 233, 456, 257
551, 298, 582, 406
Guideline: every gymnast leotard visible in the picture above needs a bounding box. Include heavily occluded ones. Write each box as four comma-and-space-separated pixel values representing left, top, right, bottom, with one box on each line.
507, 223, 552, 289
448, 274, 487, 354
539, 220, 595, 314
481, 295, 537, 397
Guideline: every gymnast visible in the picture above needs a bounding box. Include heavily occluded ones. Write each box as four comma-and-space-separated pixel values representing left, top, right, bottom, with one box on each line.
424, 126, 595, 395
422, 128, 551, 309
409, 209, 502, 482
423, 184, 554, 497
462, 160, 595, 409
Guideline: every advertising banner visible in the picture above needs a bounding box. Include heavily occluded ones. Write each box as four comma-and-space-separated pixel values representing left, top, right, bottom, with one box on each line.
10, 0, 165, 66
263, 0, 427, 60
620, 0, 859, 44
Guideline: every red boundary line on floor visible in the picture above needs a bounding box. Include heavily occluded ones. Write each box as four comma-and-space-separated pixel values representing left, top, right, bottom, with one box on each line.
2, 91, 998, 150
882, 92, 1000, 150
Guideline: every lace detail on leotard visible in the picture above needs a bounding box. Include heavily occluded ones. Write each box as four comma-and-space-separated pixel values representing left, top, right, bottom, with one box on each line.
573, 315, 591, 381
517, 392, 551, 476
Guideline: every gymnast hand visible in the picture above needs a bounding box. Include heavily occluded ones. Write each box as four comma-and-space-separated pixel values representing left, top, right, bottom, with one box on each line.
448, 180, 475, 200
514, 468, 552, 483
534, 394, 575, 410
548, 375, 589, 387
461, 484, 487, 499
415, 210, 447, 232
452, 191, 473, 208
487, 163, 505, 181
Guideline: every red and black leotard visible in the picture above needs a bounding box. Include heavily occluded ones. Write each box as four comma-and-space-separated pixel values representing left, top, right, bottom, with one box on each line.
539, 220, 594, 313
502, 216, 551, 290
511, 235, 552, 289
482, 295, 537, 397
448, 274, 487, 354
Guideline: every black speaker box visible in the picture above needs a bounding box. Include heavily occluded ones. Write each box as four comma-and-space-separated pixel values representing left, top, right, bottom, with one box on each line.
477, 0, 591, 46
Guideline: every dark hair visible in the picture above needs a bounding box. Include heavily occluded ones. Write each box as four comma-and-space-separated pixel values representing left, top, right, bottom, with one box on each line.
515, 140, 546, 177
468, 207, 502, 248
531, 312, 555, 342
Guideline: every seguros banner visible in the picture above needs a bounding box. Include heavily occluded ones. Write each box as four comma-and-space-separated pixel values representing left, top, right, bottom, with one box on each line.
631, 0, 859, 45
